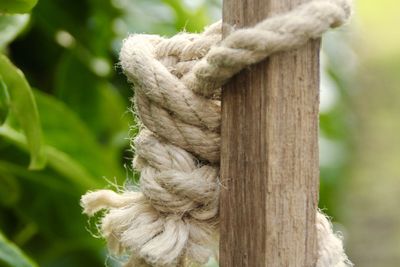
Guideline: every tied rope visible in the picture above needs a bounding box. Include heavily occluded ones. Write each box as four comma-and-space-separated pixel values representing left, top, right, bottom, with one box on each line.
81, 0, 353, 266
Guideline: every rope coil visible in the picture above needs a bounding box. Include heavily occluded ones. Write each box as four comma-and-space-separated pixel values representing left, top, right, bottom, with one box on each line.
81, 0, 353, 266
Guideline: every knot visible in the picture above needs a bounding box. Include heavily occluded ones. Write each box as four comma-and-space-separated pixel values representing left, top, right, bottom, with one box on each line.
141, 167, 219, 217
81, 0, 353, 266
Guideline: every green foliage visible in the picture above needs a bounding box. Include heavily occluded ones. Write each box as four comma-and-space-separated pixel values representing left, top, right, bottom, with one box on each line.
0, 0, 38, 14
0, 14, 29, 48
0, 230, 38, 267
0, 77, 10, 125
0, 55, 46, 170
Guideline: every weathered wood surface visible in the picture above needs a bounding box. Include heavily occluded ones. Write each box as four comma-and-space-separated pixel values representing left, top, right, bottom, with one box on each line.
220, 0, 320, 266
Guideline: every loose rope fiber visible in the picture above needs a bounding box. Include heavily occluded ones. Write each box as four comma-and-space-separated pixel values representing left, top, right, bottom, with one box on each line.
81, 0, 353, 266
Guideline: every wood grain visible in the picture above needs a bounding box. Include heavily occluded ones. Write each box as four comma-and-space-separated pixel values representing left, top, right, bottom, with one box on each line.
220, 0, 320, 266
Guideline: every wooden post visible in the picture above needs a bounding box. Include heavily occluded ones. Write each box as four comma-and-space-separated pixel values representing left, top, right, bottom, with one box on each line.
220, 0, 320, 266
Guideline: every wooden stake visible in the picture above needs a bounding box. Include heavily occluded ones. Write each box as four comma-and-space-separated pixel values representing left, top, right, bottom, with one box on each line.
220, 0, 320, 266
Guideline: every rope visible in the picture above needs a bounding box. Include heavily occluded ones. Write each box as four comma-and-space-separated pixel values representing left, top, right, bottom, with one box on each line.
81, 0, 353, 266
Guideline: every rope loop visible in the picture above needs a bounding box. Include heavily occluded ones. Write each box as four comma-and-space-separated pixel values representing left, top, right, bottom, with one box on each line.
81, 0, 353, 266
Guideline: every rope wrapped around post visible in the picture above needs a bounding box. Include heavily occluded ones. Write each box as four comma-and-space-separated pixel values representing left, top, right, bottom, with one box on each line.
81, 0, 353, 266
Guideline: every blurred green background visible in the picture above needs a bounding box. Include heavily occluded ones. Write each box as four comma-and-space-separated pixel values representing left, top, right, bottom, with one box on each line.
0, 0, 399, 266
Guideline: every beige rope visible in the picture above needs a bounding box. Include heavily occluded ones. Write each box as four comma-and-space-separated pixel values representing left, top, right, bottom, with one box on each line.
81, 0, 353, 266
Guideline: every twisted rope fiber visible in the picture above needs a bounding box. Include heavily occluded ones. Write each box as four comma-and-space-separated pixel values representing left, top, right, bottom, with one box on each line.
81, 0, 353, 266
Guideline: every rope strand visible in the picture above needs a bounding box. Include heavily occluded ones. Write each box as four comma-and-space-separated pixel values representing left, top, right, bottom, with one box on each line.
81, 0, 353, 266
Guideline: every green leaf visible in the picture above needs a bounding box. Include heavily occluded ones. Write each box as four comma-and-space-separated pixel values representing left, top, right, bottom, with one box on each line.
0, 54, 46, 170
55, 53, 130, 151
0, 160, 77, 195
0, 231, 38, 267
0, 125, 101, 189
0, 76, 10, 125
34, 90, 125, 181
0, 14, 30, 49
0, 88, 124, 190
0, 0, 38, 14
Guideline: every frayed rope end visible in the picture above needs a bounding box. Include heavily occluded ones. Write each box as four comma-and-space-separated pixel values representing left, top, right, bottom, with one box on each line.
81, 189, 141, 216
